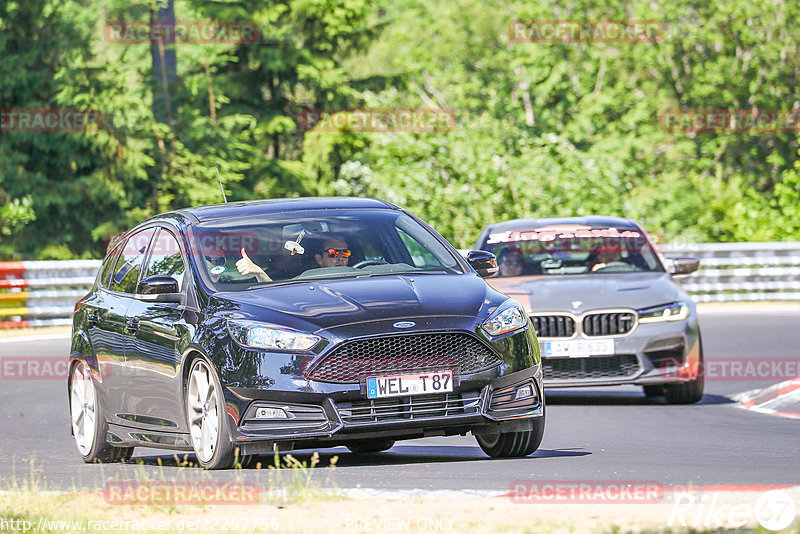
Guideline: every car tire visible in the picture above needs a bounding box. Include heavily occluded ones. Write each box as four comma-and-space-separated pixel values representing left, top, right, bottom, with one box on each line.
643, 385, 664, 397
475, 407, 545, 458
70, 361, 134, 463
186, 357, 237, 470
346, 439, 395, 454
663, 339, 705, 405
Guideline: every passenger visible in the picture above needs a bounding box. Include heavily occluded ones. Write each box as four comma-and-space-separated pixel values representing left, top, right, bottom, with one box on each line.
204, 255, 227, 283
266, 246, 306, 279
236, 248, 272, 283
497, 248, 524, 277
314, 238, 351, 268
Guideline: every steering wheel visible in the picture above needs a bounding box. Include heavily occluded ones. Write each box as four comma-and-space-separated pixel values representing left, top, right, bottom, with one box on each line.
593, 261, 634, 272
353, 259, 389, 269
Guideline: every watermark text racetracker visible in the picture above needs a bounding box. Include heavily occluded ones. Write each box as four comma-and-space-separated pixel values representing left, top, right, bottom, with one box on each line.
659, 357, 800, 382
299, 109, 455, 132
103, 481, 262, 505
120, 228, 261, 257
0, 109, 102, 132
661, 109, 800, 133
508, 481, 664, 503
508, 482, 797, 531
510, 20, 663, 43
1, 357, 109, 380
103, 21, 259, 44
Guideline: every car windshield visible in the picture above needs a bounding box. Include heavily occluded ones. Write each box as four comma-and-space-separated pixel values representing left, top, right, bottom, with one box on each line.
481, 224, 665, 276
188, 208, 463, 291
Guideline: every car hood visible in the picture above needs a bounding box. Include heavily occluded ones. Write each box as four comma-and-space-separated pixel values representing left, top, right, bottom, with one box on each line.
486, 272, 682, 314
211, 273, 493, 331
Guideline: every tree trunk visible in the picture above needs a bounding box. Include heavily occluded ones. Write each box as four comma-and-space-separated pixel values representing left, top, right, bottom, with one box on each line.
151, 0, 176, 125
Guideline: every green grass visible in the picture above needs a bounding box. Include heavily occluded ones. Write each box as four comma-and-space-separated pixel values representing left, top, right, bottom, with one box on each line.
264, 451, 343, 504
0, 452, 344, 533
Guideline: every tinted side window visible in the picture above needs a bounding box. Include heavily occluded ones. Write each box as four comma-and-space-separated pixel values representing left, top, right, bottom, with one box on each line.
394, 214, 458, 268
143, 229, 186, 291
110, 228, 156, 294
397, 228, 438, 267
99, 246, 122, 288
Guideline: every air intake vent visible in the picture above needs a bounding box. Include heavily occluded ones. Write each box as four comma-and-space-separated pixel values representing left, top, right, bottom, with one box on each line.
543, 354, 641, 380
337, 393, 481, 424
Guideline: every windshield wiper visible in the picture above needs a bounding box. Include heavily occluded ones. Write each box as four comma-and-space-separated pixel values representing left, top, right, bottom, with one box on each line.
247, 270, 453, 288
355, 269, 451, 278
251, 272, 363, 288
246, 279, 313, 290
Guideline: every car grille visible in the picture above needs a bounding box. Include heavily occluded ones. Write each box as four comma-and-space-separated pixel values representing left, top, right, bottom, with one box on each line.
337, 393, 481, 424
582, 312, 636, 337
543, 354, 641, 380
530, 315, 576, 338
305, 333, 502, 383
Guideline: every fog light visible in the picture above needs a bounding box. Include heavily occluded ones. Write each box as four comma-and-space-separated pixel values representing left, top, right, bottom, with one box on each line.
514, 385, 534, 400
255, 407, 288, 419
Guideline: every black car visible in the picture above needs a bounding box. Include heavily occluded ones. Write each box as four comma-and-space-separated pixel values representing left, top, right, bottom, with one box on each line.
69, 198, 544, 469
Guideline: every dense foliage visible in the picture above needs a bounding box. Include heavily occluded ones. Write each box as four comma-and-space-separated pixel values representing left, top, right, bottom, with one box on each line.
1, 0, 799, 259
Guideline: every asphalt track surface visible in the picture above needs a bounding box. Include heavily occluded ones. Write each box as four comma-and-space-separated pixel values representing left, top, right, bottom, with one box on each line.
1, 306, 799, 493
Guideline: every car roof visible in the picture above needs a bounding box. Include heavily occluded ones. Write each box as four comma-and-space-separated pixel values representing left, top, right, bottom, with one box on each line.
484, 216, 641, 233
170, 197, 400, 224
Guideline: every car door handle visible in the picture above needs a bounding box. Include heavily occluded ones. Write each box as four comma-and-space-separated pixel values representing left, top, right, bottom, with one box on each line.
125, 317, 140, 333
87, 311, 101, 325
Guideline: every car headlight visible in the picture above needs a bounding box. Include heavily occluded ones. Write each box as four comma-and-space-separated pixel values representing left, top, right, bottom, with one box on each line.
638, 302, 690, 323
227, 320, 320, 352
482, 300, 528, 336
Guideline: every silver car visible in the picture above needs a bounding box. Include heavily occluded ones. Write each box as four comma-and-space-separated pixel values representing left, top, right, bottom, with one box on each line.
473, 216, 703, 404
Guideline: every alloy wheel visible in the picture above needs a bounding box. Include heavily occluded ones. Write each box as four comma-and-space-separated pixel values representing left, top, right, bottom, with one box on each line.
70, 363, 97, 455
187, 360, 220, 463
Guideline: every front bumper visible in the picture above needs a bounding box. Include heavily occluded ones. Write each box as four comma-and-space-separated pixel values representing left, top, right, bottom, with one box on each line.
540, 318, 701, 388
226, 365, 543, 454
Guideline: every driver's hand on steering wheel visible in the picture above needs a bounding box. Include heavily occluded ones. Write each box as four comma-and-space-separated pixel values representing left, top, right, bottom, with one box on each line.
236, 248, 272, 282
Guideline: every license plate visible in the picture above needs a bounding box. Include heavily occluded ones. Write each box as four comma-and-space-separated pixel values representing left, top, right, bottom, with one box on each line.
544, 339, 615, 358
366, 371, 454, 399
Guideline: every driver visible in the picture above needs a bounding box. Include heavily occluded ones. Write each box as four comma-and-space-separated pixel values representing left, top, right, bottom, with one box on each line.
497, 247, 524, 277
590, 244, 622, 272
314, 238, 351, 268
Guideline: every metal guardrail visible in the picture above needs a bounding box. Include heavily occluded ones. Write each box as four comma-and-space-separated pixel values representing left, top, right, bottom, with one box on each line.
0, 243, 798, 327
660, 242, 800, 302
0, 260, 100, 328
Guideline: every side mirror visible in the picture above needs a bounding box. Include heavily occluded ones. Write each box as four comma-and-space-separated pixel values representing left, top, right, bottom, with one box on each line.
466, 250, 499, 278
667, 257, 700, 276
138, 275, 183, 303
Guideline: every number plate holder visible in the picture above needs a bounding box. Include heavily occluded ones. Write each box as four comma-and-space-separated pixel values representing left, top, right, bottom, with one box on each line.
543, 339, 615, 358
365, 370, 455, 399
